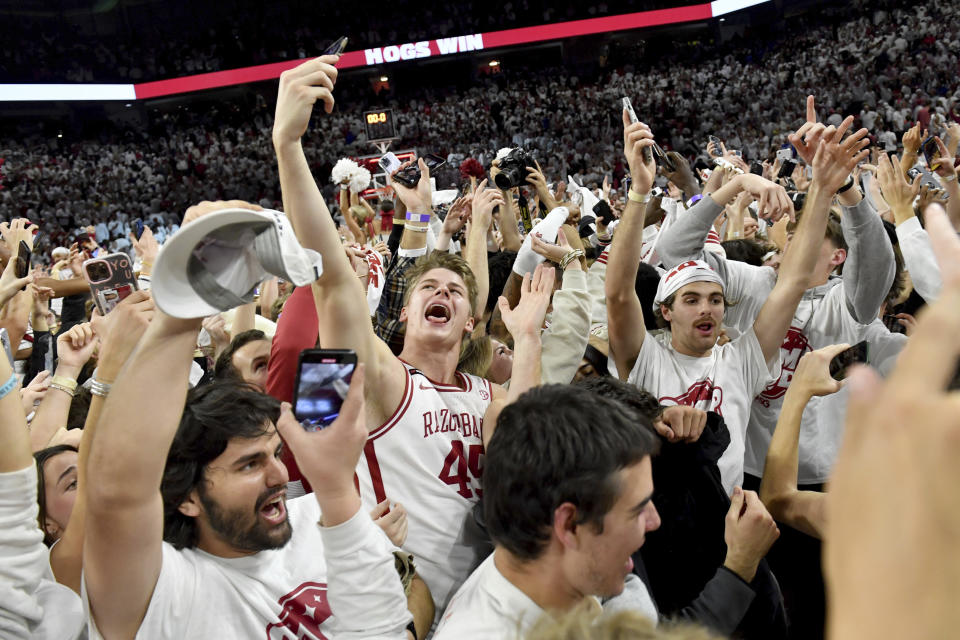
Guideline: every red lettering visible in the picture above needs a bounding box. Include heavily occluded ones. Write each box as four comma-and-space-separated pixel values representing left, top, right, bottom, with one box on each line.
423, 412, 433, 437
438, 442, 485, 499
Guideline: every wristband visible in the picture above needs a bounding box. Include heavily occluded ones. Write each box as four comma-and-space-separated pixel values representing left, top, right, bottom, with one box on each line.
836, 174, 856, 194
0, 372, 18, 400
89, 377, 112, 398
403, 225, 428, 233
51, 375, 78, 392
943, 174, 957, 183
405, 212, 431, 223
559, 249, 585, 270
627, 188, 652, 204
392, 217, 406, 224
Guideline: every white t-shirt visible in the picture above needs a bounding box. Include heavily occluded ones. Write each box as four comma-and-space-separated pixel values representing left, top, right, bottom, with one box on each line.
83, 496, 410, 639
628, 328, 777, 493
356, 362, 492, 623
0, 466, 84, 640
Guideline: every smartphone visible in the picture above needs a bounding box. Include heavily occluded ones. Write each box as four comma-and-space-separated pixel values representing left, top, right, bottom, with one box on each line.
83, 252, 139, 315
921, 136, 941, 170
293, 349, 357, 431
652, 142, 677, 172
379, 151, 402, 176
708, 135, 723, 157
777, 159, 798, 179
15, 240, 30, 279
622, 97, 653, 164
323, 36, 348, 56
750, 161, 764, 175
729, 149, 743, 158
133, 218, 145, 241
776, 148, 794, 163
828, 341, 869, 381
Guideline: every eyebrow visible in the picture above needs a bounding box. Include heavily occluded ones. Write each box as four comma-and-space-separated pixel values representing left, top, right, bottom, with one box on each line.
630, 493, 654, 515
57, 465, 78, 485
233, 452, 265, 468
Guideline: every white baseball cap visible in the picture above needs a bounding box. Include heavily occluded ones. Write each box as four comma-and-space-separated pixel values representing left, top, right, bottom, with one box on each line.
152, 208, 322, 319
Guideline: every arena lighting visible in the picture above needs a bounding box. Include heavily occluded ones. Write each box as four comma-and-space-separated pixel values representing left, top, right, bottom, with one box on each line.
0, 0, 769, 102
489, 60, 500, 67
379, 75, 389, 82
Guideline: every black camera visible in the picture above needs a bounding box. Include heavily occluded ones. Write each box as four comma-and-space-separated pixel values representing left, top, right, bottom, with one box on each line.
494, 148, 536, 190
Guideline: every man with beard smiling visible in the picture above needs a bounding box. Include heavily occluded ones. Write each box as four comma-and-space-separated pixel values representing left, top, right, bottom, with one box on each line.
82, 204, 424, 639
607, 112, 871, 495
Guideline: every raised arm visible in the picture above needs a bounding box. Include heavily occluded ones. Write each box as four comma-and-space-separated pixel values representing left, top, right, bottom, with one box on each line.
464, 184, 503, 322
272, 56, 399, 411
759, 345, 846, 539
83, 307, 200, 639
605, 109, 656, 378
753, 119, 870, 362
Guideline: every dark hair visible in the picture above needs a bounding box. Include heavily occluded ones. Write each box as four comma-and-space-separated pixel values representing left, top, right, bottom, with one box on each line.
161, 381, 281, 549
66, 386, 92, 430
721, 239, 769, 266
652, 289, 736, 330
635, 262, 662, 332
214, 329, 268, 381
574, 376, 663, 422
484, 385, 659, 561
34, 444, 79, 546
486, 250, 518, 315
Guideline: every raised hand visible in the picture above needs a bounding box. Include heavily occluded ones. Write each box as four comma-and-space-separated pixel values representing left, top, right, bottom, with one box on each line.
471, 180, 505, 227
20, 370, 51, 414
442, 196, 472, 238
0, 218, 38, 254
56, 321, 99, 371
391, 158, 433, 213
530, 226, 575, 266
273, 54, 341, 145
497, 262, 555, 339
902, 122, 926, 156
930, 136, 957, 180
622, 109, 656, 194
811, 117, 871, 194
876, 153, 921, 212
736, 174, 794, 222
788, 95, 828, 165
790, 344, 848, 397
201, 314, 230, 354
130, 225, 160, 267
91, 290, 155, 379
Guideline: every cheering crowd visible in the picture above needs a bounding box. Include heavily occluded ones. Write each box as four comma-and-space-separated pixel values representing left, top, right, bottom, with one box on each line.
4, 5, 960, 640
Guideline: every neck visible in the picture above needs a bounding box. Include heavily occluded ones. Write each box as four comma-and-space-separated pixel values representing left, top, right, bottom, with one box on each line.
398, 337, 462, 385
493, 546, 584, 613
670, 333, 712, 358
806, 272, 831, 289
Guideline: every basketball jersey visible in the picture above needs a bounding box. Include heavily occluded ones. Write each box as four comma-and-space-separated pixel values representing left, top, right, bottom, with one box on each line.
356, 361, 493, 624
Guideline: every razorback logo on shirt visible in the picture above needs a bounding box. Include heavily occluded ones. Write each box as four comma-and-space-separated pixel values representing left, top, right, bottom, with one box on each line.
659, 378, 723, 415
265, 582, 331, 639
756, 327, 811, 406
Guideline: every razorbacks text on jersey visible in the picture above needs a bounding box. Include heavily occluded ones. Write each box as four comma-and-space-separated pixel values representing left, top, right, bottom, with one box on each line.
356, 361, 493, 623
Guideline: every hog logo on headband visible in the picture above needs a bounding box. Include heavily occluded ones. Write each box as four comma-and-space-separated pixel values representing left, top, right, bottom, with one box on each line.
756, 327, 811, 407
660, 378, 723, 415
265, 582, 331, 639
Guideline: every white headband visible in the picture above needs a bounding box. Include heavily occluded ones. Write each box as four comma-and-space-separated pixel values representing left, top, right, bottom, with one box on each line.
653, 259, 725, 312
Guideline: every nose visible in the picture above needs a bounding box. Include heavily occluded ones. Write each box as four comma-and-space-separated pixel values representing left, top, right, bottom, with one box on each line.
645, 502, 661, 533
266, 454, 290, 487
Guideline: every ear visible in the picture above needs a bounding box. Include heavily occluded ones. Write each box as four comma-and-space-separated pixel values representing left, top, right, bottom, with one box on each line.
399, 306, 408, 323
659, 303, 672, 323
177, 489, 203, 518
43, 517, 62, 539
831, 247, 847, 268
552, 502, 582, 551
464, 316, 475, 334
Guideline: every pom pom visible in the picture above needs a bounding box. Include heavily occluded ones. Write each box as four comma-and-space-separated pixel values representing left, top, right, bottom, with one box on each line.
349, 166, 371, 193
459, 158, 485, 180
331, 158, 359, 186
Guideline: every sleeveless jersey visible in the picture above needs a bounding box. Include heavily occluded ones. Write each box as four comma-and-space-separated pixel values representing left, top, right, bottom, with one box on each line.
356, 361, 493, 623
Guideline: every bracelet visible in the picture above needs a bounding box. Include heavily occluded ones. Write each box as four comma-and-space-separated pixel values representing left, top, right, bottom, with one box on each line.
405, 212, 431, 223
403, 225, 429, 233
0, 372, 18, 400
836, 174, 856, 194
559, 249, 585, 270
627, 188, 652, 204
89, 377, 112, 398
51, 375, 78, 392
943, 174, 957, 183
392, 217, 406, 224
50, 383, 75, 397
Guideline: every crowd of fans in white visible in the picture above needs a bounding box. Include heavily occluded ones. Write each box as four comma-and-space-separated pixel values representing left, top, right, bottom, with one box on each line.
2, 1, 960, 639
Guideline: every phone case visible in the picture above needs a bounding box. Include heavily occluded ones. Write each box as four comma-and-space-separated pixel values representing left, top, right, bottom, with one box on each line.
83, 253, 139, 315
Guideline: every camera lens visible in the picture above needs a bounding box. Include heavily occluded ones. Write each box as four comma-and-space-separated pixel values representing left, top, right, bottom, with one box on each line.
495, 169, 520, 190
86, 261, 111, 282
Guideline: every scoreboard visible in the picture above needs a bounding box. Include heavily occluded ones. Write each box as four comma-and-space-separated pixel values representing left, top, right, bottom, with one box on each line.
363, 109, 396, 141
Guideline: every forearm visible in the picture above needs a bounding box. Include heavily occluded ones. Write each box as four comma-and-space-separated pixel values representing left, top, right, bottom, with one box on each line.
655, 195, 725, 268
604, 199, 646, 304
897, 217, 942, 302
760, 390, 809, 514
506, 332, 541, 402
0, 353, 29, 472
465, 223, 490, 320
725, 206, 745, 241
673, 566, 755, 635
35, 277, 88, 298
232, 301, 257, 336
399, 219, 429, 251
28, 363, 81, 452
944, 179, 960, 230
540, 270, 591, 385
87, 314, 201, 506
498, 192, 523, 252
778, 183, 832, 290
840, 196, 896, 322
406, 576, 435, 640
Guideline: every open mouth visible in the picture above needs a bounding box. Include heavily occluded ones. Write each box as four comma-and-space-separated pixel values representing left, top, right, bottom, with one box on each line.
694, 320, 715, 336
425, 303, 451, 325
259, 493, 287, 526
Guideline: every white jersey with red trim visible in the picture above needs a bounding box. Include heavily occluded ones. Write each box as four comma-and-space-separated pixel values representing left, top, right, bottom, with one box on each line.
356, 361, 492, 624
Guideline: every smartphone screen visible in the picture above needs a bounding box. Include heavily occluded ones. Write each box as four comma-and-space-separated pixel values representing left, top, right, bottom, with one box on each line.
424, 153, 447, 172
293, 349, 357, 431
15, 241, 31, 279
134, 218, 145, 241
921, 136, 941, 170
829, 341, 869, 380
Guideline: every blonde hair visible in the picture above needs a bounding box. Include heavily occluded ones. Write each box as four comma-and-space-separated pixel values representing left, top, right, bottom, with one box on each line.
403, 251, 479, 317
526, 601, 726, 640
457, 333, 493, 378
